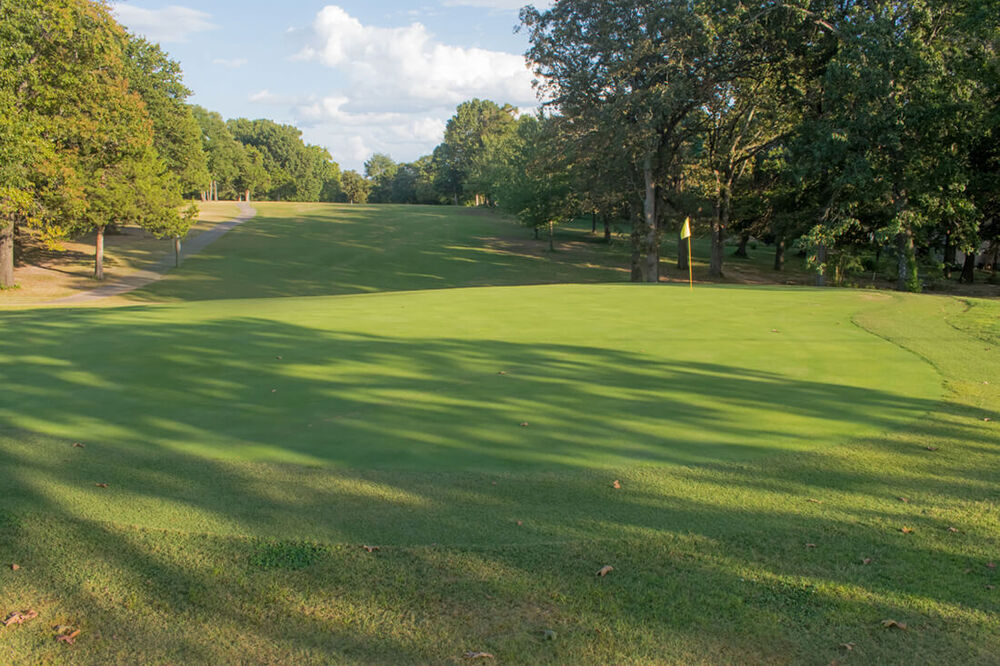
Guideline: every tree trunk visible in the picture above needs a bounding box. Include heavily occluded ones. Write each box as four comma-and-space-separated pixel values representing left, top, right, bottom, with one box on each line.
960, 253, 976, 283
816, 244, 827, 286
548, 221, 554, 252
95, 225, 105, 281
774, 236, 785, 271
591, 212, 597, 233
643, 155, 658, 282
0, 218, 14, 289
630, 205, 643, 282
943, 230, 955, 278
603, 215, 611, 243
453, 193, 459, 206
246, 189, 251, 203
734, 233, 750, 258
710, 173, 731, 278
896, 228, 917, 291
533, 226, 539, 240
174, 237, 182, 268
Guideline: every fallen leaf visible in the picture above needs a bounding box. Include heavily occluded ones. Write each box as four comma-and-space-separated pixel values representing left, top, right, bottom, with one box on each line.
806, 543, 817, 549
596, 565, 614, 577
611, 480, 621, 489
840, 642, 856, 651
771, 329, 780, 333
925, 446, 939, 451
807, 498, 822, 504
56, 629, 81, 645
464, 652, 494, 660
362, 545, 380, 553
10, 564, 19, 571
519, 422, 529, 427
3, 610, 38, 627
984, 418, 992, 423
948, 527, 959, 533
497, 371, 507, 376
72, 443, 85, 448
275, 356, 283, 360
95, 483, 108, 488
516, 521, 523, 526
898, 497, 910, 503
901, 526, 914, 534
881, 619, 907, 630
271, 389, 277, 393
862, 558, 873, 565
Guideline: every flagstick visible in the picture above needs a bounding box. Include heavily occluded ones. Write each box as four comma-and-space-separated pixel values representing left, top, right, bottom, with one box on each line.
688, 234, 694, 290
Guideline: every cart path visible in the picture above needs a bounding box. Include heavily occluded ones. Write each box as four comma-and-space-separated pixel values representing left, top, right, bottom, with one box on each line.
49, 202, 257, 305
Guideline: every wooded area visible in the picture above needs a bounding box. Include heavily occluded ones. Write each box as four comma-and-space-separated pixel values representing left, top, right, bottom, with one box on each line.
2, 0, 998, 291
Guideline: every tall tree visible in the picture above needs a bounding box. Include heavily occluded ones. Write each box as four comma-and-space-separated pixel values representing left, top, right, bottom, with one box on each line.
434, 99, 518, 206
364, 153, 398, 203
340, 170, 370, 204
123, 37, 208, 196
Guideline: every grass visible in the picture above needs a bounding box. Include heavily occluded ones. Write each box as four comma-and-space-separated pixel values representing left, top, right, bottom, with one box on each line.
0, 203, 997, 664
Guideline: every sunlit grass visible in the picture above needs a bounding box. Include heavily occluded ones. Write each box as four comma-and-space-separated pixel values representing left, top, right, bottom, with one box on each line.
0, 205, 996, 663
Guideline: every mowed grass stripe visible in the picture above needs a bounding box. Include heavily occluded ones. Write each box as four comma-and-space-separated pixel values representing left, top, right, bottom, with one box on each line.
0, 285, 941, 544
129, 203, 627, 302
0, 293, 995, 664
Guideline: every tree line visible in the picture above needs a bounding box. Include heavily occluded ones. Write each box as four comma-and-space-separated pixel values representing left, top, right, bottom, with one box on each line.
505, 0, 1000, 289
4, 0, 997, 291
0, 0, 344, 285
358, 1, 998, 289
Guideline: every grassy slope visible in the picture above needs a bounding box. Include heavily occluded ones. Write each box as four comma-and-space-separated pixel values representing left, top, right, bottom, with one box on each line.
130, 203, 627, 302
0, 204, 997, 664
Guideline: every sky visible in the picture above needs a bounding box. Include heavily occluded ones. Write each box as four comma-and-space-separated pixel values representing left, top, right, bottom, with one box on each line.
110, 1, 552, 172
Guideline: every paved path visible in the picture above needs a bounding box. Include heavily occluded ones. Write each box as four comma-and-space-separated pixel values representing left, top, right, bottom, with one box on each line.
50, 202, 257, 305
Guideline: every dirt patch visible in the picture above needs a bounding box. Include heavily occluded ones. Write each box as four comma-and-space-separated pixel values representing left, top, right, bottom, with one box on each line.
0, 202, 241, 307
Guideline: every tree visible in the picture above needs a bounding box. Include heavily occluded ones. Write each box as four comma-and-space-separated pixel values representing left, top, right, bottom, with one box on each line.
485, 115, 577, 250
341, 170, 370, 204
192, 106, 245, 199
1, 0, 189, 281
123, 37, 208, 196
522, 1, 732, 281
364, 153, 398, 203
434, 99, 518, 206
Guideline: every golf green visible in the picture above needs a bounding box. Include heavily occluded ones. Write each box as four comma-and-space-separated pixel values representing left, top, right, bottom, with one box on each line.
0, 285, 939, 474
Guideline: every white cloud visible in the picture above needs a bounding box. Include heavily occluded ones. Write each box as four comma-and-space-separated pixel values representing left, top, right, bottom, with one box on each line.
213, 57, 248, 68
283, 5, 537, 169
440, 0, 554, 10
111, 4, 216, 43
249, 89, 306, 105
296, 6, 536, 111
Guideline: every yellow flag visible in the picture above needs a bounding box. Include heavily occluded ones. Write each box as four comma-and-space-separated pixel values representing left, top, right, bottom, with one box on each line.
680, 217, 691, 239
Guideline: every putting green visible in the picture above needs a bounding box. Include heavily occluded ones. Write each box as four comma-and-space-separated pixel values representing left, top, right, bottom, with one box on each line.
0, 284, 940, 472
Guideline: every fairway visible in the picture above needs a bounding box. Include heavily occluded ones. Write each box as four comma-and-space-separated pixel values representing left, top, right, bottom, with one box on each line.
1, 204, 997, 665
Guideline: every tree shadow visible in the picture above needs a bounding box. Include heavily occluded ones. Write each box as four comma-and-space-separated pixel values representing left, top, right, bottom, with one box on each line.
1, 300, 997, 662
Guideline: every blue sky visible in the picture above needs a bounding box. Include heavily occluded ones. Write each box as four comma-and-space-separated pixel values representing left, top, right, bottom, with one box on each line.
111, 1, 549, 171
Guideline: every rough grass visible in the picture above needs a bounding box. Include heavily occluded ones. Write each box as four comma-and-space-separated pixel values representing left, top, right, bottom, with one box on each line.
0, 202, 240, 306
0, 203, 997, 664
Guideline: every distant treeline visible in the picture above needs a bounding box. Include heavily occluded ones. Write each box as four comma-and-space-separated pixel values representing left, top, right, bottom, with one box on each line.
0, 0, 344, 284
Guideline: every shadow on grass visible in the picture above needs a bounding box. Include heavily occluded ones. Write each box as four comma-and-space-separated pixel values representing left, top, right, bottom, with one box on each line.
0, 302, 997, 662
